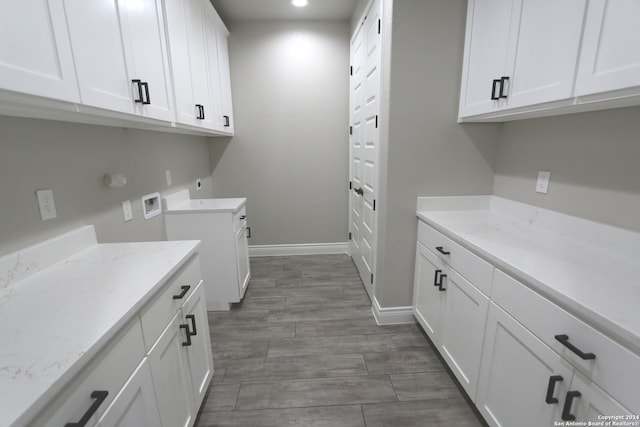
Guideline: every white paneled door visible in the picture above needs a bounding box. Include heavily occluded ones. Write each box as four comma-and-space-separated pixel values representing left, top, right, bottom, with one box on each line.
349, 0, 382, 298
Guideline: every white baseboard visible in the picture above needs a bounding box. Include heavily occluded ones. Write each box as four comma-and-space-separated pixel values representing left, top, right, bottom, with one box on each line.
371, 296, 415, 325
249, 242, 349, 257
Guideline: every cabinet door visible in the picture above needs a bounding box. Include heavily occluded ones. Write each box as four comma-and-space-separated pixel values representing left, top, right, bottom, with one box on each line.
96, 359, 162, 427
182, 281, 214, 409
412, 243, 444, 343
575, 0, 640, 97
64, 0, 135, 114
564, 371, 631, 423
118, 0, 173, 121
458, 0, 515, 117
438, 268, 489, 400
0, 0, 79, 102
215, 24, 234, 133
476, 303, 574, 427
234, 224, 250, 299
505, 0, 586, 108
164, 0, 210, 127
148, 313, 195, 427
203, 2, 225, 131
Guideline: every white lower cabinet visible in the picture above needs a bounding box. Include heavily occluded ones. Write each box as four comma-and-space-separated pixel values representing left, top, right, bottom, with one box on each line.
182, 281, 214, 409
476, 302, 574, 427
96, 359, 162, 427
164, 199, 251, 311
566, 371, 631, 423
412, 242, 443, 342
413, 219, 638, 425
148, 313, 196, 427
27, 253, 212, 427
412, 239, 489, 399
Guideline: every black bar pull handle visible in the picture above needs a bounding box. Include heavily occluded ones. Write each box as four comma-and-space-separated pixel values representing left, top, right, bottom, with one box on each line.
240, 215, 247, 220
173, 285, 191, 300
246, 226, 252, 238
186, 314, 197, 336
196, 104, 204, 119
433, 269, 442, 287
555, 335, 596, 360
561, 390, 581, 421
436, 273, 447, 291
499, 76, 509, 99
65, 390, 109, 427
223, 115, 230, 127
491, 79, 500, 100
132, 79, 143, 103
141, 81, 151, 105
180, 324, 192, 346
200, 105, 205, 119
435, 246, 450, 255
545, 375, 563, 404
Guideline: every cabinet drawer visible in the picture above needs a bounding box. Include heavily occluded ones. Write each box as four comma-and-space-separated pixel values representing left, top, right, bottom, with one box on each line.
29, 319, 145, 427
418, 221, 494, 296
492, 269, 640, 413
232, 206, 247, 231
140, 254, 202, 351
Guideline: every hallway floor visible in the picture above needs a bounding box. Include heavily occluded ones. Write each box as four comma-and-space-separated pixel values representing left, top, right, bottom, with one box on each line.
195, 254, 484, 426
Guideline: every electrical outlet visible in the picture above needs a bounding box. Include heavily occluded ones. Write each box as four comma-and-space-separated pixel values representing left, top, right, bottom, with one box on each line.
196, 178, 202, 191
122, 200, 133, 222
536, 171, 551, 194
165, 169, 172, 186
36, 189, 57, 221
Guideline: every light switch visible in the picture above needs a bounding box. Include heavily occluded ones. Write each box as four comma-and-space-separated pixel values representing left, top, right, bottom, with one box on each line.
122, 200, 133, 222
536, 171, 551, 194
36, 189, 57, 221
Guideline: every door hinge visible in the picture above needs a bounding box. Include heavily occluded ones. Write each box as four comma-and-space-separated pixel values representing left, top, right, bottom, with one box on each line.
349, 126, 353, 135
370, 273, 374, 284
373, 199, 376, 211
375, 115, 378, 128
350, 66, 353, 76
349, 232, 352, 241
378, 19, 381, 34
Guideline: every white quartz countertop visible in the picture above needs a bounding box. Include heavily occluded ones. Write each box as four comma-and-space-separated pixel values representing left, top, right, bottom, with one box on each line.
416, 196, 640, 355
0, 227, 200, 427
164, 197, 246, 213
163, 189, 246, 214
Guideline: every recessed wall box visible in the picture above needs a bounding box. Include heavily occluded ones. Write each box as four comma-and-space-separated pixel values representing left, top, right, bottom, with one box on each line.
141, 192, 161, 220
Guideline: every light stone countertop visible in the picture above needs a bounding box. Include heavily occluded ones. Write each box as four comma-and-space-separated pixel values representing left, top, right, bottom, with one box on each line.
163, 189, 246, 214
0, 226, 200, 427
416, 196, 640, 356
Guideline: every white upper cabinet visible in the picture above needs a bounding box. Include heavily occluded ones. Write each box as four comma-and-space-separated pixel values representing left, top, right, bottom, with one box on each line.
459, 0, 586, 119
164, 0, 211, 128
575, 0, 640, 97
458, 0, 514, 117
64, 0, 173, 121
0, 0, 80, 102
164, 0, 233, 134
215, 23, 234, 133
505, 0, 586, 109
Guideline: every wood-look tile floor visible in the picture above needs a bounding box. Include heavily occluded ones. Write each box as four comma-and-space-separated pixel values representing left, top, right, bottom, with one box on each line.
195, 254, 485, 427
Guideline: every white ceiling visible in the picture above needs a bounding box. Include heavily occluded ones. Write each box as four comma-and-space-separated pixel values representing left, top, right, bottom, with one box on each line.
209, 0, 358, 22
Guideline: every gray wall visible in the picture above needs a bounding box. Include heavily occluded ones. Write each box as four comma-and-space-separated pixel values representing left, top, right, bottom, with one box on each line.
0, 116, 212, 256
494, 106, 640, 233
208, 21, 350, 246
374, 0, 500, 308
